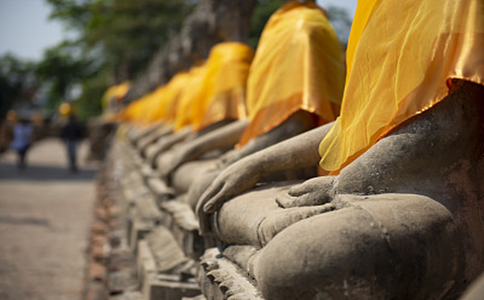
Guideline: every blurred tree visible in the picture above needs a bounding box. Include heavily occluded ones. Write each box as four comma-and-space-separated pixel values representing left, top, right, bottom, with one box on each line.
39, 0, 194, 120
73, 68, 110, 120
32, 0, 350, 120
248, 0, 284, 49
36, 42, 94, 111
47, 0, 194, 81
0, 54, 38, 120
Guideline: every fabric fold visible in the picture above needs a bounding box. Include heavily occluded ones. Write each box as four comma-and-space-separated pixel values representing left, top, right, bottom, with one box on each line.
238, 1, 345, 146
319, 0, 484, 173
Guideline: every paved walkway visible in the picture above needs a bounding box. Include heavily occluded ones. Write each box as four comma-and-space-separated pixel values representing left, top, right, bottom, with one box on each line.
0, 138, 98, 300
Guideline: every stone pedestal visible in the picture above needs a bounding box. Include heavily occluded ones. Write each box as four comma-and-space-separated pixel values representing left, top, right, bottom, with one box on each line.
138, 240, 201, 300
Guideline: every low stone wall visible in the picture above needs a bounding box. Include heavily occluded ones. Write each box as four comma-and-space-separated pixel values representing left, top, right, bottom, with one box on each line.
86, 134, 216, 300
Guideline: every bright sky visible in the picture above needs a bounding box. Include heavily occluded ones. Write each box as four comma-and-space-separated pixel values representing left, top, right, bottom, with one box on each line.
317, 0, 357, 17
0, 0, 357, 62
0, 0, 65, 61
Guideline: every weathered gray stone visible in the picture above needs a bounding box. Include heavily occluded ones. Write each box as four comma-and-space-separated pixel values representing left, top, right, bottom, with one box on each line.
196, 81, 484, 299
145, 226, 189, 273
460, 273, 484, 300
199, 248, 264, 300
138, 240, 201, 300
182, 295, 207, 300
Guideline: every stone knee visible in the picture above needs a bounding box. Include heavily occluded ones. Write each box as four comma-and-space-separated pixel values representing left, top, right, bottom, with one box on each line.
253, 194, 465, 300
185, 169, 220, 210
171, 159, 218, 194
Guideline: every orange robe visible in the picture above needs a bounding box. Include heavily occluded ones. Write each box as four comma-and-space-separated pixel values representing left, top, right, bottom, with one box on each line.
163, 72, 191, 125
319, 0, 484, 173
119, 72, 190, 126
238, 1, 345, 146
102, 81, 130, 113
174, 65, 208, 131
192, 42, 254, 131
121, 93, 157, 126
142, 85, 170, 125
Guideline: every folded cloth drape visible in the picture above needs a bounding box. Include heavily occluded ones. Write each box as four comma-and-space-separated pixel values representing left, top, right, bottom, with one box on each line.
193, 42, 254, 131
174, 64, 208, 131
319, 0, 484, 173
101, 81, 130, 113
238, 1, 345, 146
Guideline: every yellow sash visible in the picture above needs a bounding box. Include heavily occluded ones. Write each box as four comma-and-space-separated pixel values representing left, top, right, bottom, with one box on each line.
101, 81, 130, 113
319, 0, 484, 173
174, 64, 208, 131
238, 1, 345, 146
193, 42, 254, 131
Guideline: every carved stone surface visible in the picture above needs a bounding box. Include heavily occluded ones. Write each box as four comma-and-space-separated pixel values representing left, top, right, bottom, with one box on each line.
87, 117, 117, 161
199, 248, 264, 300
145, 226, 189, 273
201, 81, 484, 299
138, 240, 201, 300
147, 177, 176, 201
460, 273, 484, 300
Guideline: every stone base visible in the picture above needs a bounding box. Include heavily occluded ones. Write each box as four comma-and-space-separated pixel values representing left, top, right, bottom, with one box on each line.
142, 276, 201, 300
181, 295, 207, 300
138, 240, 201, 300
111, 291, 143, 300
126, 192, 162, 252
128, 217, 157, 253
198, 248, 264, 300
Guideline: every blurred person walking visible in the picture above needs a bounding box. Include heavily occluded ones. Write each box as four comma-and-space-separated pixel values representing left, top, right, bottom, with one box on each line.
60, 114, 84, 172
10, 117, 34, 169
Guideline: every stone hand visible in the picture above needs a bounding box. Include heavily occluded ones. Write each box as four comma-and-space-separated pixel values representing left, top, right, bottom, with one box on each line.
157, 150, 178, 180
276, 176, 336, 208
196, 159, 261, 235
158, 145, 192, 180
216, 149, 242, 169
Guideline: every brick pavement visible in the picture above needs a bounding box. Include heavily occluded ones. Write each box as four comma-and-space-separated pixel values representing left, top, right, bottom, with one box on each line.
0, 138, 97, 300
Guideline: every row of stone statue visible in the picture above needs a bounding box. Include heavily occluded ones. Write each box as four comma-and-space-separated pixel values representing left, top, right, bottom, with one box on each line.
104, 0, 484, 299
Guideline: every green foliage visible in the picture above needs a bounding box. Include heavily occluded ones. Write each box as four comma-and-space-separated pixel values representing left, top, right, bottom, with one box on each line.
36, 41, 95, 111
38, 0, 194, 120
248, 0, 284, 49
46, 0, 193, 78
31, 0, 351, 121
0, 54, 38, 120
74, 69, 111, 120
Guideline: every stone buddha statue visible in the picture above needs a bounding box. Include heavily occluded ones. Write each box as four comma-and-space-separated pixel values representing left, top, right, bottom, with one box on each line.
195, 0, 484, 298
163, 0, 345, 198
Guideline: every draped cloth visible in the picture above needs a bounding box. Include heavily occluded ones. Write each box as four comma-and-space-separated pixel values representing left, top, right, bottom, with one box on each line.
102, 81, 130, 113
143, 85, 170, 124
119, 43, 252, 129
121, 97, 147, 124
174, 65, 208, 131
319, 0, 484, 173
238, 1, 345, 146
101, 81, 130, 121
121, 92, 158, 126
120, 66, 205, 128
120, 82, 170, 126
163, 72, 191, 124
193, 42, 254, 131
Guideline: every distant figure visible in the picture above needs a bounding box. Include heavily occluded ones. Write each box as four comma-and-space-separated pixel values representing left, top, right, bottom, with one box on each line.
61, 114, 84, 172
10, 118, 34, 169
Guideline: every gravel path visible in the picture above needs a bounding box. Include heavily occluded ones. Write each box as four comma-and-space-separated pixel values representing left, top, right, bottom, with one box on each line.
0, 138, 97, 300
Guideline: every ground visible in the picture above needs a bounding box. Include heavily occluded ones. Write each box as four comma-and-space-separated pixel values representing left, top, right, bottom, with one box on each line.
0, 138, 97, 300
